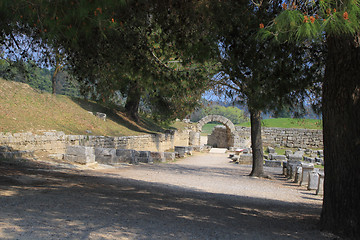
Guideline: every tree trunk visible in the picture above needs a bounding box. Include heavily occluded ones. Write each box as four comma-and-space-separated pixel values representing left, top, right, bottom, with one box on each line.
125, 81, 142, 122
320, 34, 360, 238
51, 72, 56, 95
249, 108, 265, 177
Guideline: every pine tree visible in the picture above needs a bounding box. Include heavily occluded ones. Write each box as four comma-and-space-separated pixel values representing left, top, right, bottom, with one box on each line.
259, 0, 360, 237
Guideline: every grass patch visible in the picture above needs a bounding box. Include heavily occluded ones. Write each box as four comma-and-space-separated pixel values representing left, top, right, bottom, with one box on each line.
200, 123, 223, 136
0, 78, 164, 136
237, 118, 322, 129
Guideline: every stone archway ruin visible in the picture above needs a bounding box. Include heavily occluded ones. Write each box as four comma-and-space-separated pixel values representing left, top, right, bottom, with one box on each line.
194, 115, 239, 148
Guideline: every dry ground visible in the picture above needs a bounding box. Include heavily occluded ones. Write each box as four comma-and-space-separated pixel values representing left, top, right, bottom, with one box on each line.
0, 153, 338, 239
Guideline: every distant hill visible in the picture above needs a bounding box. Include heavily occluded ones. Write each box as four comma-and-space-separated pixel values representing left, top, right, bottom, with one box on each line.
0, 78, 164, 135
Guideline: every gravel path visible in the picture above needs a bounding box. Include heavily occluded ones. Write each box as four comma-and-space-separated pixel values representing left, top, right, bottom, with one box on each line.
0, 153, 336, 239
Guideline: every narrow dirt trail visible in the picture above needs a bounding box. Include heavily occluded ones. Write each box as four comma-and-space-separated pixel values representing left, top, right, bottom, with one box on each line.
0, 153, 334, 239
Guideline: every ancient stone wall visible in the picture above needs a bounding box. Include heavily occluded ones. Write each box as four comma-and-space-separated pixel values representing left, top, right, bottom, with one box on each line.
0, 125, 323, 159
0, 129, 191, 157
209, 126, 323, 149
207, 126, 228, 148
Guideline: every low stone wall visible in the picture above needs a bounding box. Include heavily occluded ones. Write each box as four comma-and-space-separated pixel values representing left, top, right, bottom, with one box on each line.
209, 126, 323, 149
0, 129, 191, 157
260, 127, 323, 148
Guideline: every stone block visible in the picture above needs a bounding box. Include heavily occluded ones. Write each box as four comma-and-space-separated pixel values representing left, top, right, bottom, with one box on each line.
95, 148, 117, 164
237, 154, 253, 165
288, 154, 303, 161
151, 151, 165, 163
264, 160, 282, 167
308, 170, 320, 190
285, 150, 293, 158
64, 146, 95, 164
289, 163, 300, 179
287, 160, 301, 179
267, 146, 275, 153
316, 172, 325, 195
294, 166, 303, 183
136, 151, 153, 164
66, 145, 93, 156
0, 146, 13, 152
286, 143, 293, 148
315, 157, 324, 165
303, 156, 315, 163
317, 150, 323, 156
164, 152, 175, 161
96, 112, 106, 121
115, 149, 138, 164
300, 163, 314, 186
175, 146, 192, 158
189, 131, 200, 146
272, 155, 286, 160
293, 150, 305, 157
305, 149, 313, 155
283, 161, 288, 175
191, 145, 204, 152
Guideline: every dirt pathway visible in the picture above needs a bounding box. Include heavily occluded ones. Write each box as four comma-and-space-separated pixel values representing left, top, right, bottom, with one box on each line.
0, 153, 336, 239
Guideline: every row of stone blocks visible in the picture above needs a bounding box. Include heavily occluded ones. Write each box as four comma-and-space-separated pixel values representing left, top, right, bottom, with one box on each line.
0, 146, 34, 159
284, 160, 324, 195
63, 146, 199, 165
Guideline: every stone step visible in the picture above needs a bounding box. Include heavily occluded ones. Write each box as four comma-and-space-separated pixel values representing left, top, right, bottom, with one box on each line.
209, 148, 227, 154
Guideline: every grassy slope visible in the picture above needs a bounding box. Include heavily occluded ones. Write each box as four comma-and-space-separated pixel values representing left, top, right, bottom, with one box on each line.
0, 78, 163, 136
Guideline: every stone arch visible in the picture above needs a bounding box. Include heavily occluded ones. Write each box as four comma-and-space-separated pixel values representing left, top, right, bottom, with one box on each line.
197, 115, 236, 133
195, 115, 237, 148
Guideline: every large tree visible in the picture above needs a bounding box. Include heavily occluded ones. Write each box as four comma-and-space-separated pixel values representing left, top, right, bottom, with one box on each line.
0, 0, 218, 122
210, 0, 323, 177
260, 0, 360, 237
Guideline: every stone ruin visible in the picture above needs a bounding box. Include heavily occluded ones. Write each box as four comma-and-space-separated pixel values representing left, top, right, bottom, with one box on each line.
63, 145, 197, 166
200, 115, 323, 149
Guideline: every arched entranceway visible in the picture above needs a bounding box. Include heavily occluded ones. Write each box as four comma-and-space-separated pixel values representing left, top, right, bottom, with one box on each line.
195, 115, 237, 148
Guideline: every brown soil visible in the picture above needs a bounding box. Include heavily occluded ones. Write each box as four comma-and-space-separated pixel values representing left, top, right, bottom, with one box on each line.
0, 153, 339, 239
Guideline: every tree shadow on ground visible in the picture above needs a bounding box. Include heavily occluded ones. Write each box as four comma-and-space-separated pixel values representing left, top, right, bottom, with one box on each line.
0, 159, 333, 240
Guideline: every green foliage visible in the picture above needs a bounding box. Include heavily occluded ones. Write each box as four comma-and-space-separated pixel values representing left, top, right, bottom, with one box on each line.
0, 0, 218, 122
211, 0, 324, 114
190, 104, 248, 124
207, 105, 248, 124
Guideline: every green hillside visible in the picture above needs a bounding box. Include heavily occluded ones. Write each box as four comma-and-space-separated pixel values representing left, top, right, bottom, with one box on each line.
0, 78, 164, 135
237, 118, 322, 129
